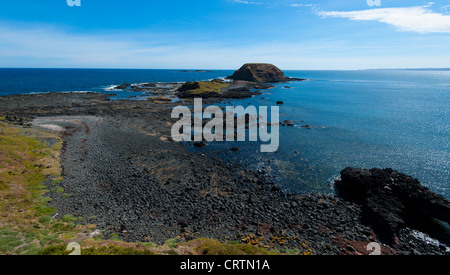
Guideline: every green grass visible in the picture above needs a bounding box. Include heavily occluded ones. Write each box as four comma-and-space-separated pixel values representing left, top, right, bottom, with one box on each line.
15, 243, 40, 255
189, 238, 278, 256
51, 178, 62, 185
0, 123, 91, 255
61, 214, 75, 223
37, 237, 281, 256
38, 215, 52, 225
164, 237, 181, 249
0, 179, 7, 191
51, 186, 64, 193
38, 244, 157, 255
184, 81, 230, 95
0, 228, 19, 236
110, 233, 121, 241
141, 242, 158, 248
0, 235, 23, 254
0, 227, 24, 254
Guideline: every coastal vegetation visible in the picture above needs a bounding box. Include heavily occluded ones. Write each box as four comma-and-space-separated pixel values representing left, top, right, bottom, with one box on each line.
37, 237, 283, 255
0, 121, 75, 254
186, 81, 230, 95
177, 81, 230, 97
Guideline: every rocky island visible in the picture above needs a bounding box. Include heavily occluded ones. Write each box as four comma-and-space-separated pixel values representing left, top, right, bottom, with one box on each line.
226, 63, 305, 83
108, 63, 305, 100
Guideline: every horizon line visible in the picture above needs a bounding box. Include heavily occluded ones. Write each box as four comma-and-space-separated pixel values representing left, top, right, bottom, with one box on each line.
1, 67, 450, 71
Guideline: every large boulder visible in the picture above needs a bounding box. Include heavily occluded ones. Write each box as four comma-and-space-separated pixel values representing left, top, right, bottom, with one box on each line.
227, 63, 303, 83
335, 167, 450, 244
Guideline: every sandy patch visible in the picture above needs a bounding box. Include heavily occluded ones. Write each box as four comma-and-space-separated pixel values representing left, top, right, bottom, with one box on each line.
36, 124, 65, 132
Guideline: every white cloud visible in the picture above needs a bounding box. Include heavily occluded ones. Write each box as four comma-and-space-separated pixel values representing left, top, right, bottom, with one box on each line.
0, 23, 364, 69
0, 23, 192, 68
1, 20, 450, 70
317, 5, 450, 34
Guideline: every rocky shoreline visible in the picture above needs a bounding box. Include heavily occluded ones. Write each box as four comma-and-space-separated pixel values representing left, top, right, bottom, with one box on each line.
1, 90, 448, 255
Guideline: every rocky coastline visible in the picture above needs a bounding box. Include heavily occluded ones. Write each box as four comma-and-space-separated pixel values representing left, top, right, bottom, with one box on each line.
0, 64, 448, 255
0, 90, 448, 255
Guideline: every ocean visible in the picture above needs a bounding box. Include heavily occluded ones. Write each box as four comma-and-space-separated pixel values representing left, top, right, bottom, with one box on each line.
1, 68, 449, 199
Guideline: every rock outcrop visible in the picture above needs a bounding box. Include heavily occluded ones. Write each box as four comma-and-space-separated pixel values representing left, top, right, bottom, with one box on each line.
335, 167, 450, 244
4, 115, 32, 127
176, 81, 262, 99
226, 63, 304, 83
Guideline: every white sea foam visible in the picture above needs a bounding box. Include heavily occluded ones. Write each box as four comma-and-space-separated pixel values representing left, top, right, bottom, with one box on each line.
62, 91, 93, 93
409, 229, 450, 252
28, 90, 93, 95
104, 85, 119, 91
214, 77, 232, 83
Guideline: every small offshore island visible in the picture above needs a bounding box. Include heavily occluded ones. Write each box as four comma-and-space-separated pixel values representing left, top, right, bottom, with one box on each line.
109, 63, 306, 100
0, 64, 448, 255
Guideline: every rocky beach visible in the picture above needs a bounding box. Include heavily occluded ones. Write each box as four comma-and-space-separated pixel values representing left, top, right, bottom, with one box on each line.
0, 65, 449, 255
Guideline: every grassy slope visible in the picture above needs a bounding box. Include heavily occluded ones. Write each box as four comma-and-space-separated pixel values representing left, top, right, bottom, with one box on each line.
0, 120, 71, 254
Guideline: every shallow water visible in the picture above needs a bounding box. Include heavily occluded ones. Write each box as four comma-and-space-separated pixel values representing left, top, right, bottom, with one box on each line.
195, 70, 450, 198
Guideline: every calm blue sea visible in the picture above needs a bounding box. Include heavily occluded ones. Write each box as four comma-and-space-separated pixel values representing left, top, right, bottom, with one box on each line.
0, 68, 449, 199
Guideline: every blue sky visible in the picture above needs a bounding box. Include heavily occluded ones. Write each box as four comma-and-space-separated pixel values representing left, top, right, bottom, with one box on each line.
1, 0, 450, 69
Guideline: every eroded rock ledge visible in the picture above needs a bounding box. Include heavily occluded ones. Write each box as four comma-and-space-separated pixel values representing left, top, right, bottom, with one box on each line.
335, 167, 450, 245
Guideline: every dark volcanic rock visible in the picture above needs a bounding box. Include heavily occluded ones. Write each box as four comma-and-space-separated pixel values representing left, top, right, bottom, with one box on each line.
193, 141, 206, 148
220, 87, 255, 98
280, 120, 295, 127
4, 115, 32, 127
115, 84, 131, 90
226, 63, 304, 83
177, 82, 201, 93
335, 167, 450, 244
